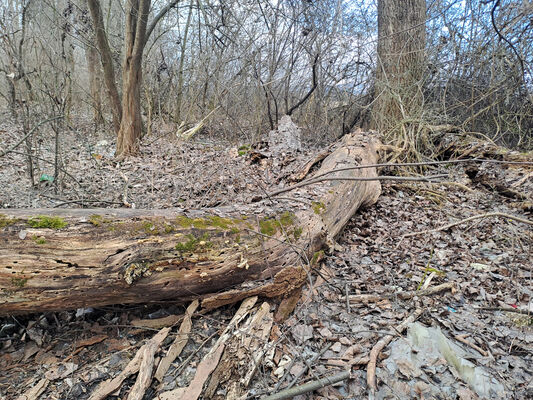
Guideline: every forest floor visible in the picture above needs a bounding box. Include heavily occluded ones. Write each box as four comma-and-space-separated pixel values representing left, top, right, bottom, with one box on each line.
0, 114, 532, 399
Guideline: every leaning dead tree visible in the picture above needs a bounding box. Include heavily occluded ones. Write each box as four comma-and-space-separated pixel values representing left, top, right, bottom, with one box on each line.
0, 132, 381, 316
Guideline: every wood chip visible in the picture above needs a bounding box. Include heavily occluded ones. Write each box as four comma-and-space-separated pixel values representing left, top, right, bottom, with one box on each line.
15, 378, 49, 400
89, 327, 170, 400
155, 300, 199, 382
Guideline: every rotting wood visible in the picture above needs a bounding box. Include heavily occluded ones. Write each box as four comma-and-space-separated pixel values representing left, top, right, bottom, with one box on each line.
289, 147, 334, 182
131, 314, 183, 329
154, 300, 198, 383
158, 297, 257, 400
15, 378, 49, 400
88, 327, 170, 400
203, 300, 274, 398
0, 132, 381, 316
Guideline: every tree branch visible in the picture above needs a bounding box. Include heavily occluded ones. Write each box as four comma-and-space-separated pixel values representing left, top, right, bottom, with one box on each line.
287, 53, 319, 116
258, 174, 447, 200
0, 115, 63, 158
145, 0, 181, 45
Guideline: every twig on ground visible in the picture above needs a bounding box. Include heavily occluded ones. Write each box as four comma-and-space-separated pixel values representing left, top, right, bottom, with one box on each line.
432, 181, 474, 192
260, 370, 350, 400
347, 282, 454, 304
403, 212, 533, 238
367, 309, 424, 398
325, 355, 370, 368
262, 156, 533, 200
273, 357, 297, 392
52, 199, 123, 207
159, 297, 257, 400
262, 175, 448, 199
172, 331, 218, 378
454, 334, 489, 357
310, 158, 533, 181
345, 282, 351, 313
474, 306, 533, 316
286, 342, 333, 389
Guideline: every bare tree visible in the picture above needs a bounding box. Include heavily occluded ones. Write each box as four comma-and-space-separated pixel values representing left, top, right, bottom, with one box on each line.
87, 0, 180, 157
372, 0, 427, 159
86, 0, 122, 132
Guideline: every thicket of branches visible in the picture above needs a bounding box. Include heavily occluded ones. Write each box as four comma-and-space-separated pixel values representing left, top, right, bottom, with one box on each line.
1, 0, 532, 153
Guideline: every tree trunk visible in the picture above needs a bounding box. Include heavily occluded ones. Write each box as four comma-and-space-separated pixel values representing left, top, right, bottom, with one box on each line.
5, 75, 17, 119
372, 0, 426, 153
116, 61, 143, 155
87, 0, 122, 134
85, 44, 104, 125
116, 0, 151, 157
175, 0, 194, 124
0, 133, 381, 316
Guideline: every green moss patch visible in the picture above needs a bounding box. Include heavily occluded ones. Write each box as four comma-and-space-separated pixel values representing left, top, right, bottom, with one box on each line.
259, 219, 277, 236
293, 227, 303, 240
207, 215, 235, 229
88, 214, 111, 226
11, 276, 29, 288
33, 236, 47, 244
176, 215, 241, 231
164, 224, 175, 234
175, 216, 192, 228
175, 233, 211, 253
0, 214, 19, 228
259, 211, 298, 236
191, 218, 208, 229
27, 216, 68, 229
142, 221, 158, 234
238, 144, 251, 156
311, 250, 325, 265
312, 201, 326, 215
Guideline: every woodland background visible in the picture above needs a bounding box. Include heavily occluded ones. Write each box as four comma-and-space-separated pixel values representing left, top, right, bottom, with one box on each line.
0, 1, 532, 399
1, 0, 532, 163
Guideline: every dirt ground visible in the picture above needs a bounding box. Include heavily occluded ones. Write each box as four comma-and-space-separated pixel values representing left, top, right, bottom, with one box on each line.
1, 114, 532, 399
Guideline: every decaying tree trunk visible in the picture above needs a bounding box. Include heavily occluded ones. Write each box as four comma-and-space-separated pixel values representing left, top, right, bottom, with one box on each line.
0, 133, 381, 316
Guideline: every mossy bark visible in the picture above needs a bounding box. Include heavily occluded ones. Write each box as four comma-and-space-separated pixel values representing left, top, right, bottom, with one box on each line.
0, 133, 381, 316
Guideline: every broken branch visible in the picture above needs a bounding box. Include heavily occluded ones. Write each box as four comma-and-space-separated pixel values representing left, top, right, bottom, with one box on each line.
261, 370, 350, 400
347, 282, 454, 304
367, 309, 424, 397
403, 212, 533, 238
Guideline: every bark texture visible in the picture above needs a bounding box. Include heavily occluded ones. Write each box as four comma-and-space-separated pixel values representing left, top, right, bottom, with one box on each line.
85, 43, 104, 125
372, 0, 426, 130
0, 133, 381, 316
116, 0, 151, 157
87, 0, 122, 133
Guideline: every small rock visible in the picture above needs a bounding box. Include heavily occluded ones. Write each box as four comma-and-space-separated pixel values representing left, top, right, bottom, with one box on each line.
331, 342, 342, 352
292, 324, 313, 343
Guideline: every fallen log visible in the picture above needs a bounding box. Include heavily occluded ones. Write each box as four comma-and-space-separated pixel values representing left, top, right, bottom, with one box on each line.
0, 132, 381, 316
